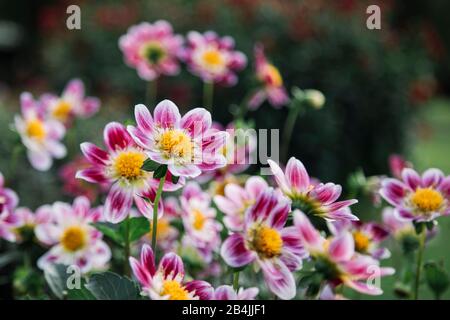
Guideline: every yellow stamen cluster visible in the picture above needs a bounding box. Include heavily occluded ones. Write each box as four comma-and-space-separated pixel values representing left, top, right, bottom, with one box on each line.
411, 188, 443, 212
265, 64, 283, 87
114, 151, 145, 180
52, 100, 72, 121
26, 119, 46, 141
161, 280, 190, 300
202, 49, 224, 67
252, 226, 283, 258
353, 231, 370, 252
192, 209, 206, 230
159, 130, 193, 159
61, 226, 86, 252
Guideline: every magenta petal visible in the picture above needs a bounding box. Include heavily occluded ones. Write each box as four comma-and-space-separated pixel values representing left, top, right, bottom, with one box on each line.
159, 252, 184, 279
129, 257, 152, 287
220, 233, 255, 268
181, 108, 212, 137
422, 168, 444, 188
245, 176, 268, 200
285, 157, 310, 193
401, 168, 421, 190
75, 167, 109, 184
80, 142, 109, 166
380, 178, 408, 206
127, 125, 153, 149
259, 259, 296, 300
134, 104, 154, 134
185, 280, 213, 300
267, 159, 290, 193
153, 99, 181, 129
344, 280, 382, 295
140, 244, 156, 276
328, 232, 354, 262
103, 122, 134, 151
293, 210, 324, 250
104, 184, 133, 223
213, 285, 236, 300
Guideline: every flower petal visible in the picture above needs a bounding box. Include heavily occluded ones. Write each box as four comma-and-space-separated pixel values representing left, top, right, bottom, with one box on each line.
103, 122, 133, 151
153, 99, 181, 129
328, 232, 354, 262
220, 233, 256, 268
80, 142, 109, 166
104, 183, 133, 223
285, 157, 310, 193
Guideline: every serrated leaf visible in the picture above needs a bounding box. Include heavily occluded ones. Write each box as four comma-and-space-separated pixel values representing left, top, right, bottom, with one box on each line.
85, 272, 139, 300
92, 222, 124, 246
141, 159, 160, 172
153, 164, 168, 179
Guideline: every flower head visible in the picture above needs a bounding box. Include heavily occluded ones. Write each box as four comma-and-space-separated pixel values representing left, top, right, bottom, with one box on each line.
248, 44, 289, 110
119, 20, 183, 81
221, 188, 306, 300
0, 172, 20, 242
41, 79, 100, 124
380, 168, 450, 222
14, 93, 66, 171
127, 100, 228, 179
35, 196, 111, 273
130, 244, 213, 300
77, 121, 184, 223
213, 285, 259, 300
268, 157, 358, 221
14, 205, 52, 242
182, 31, 246, 86
294, 210, 394, 295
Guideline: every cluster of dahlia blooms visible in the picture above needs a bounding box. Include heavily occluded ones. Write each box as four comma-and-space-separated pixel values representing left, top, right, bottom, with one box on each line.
3, 19, 449, 301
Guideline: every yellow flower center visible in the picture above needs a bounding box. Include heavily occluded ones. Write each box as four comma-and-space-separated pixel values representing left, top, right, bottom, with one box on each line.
26, 119, 46, 141
52, 100, 72, 121
149, 218, 171, 240
61, 226, 86, 252
411, 188, 444, 212
141, 42, 166, 64
202, 49, 224, 67
252, 226, 283, 258
192, 209, 206, 230
159, 130, 193, 159
353, 231, 370, 252
114, 151, 145, 180
161, 280, 190, 300
265, 64, 283, 87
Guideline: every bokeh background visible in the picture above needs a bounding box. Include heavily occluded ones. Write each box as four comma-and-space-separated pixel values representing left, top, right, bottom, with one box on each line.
0, 0, 449, 299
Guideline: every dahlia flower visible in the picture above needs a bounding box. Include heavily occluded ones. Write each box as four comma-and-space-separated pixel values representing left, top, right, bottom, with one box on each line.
380, 168, 450, 222
0, 172, 20, 242
127, 100, 228, 179
180, 182, 222, 262
294, 210, 395, 295
248, 44, 289, 110
77, 121, 183, 223
14, 92, 66, 171
119, 20, 183, 81
130, 244, 213, 300
182, 31, 246, 86
268, 157, 358, 221
213, 285, 259, 300
14, 205, 52, 242
221, 188, 306, 300
41, 79, 100, 124
381, 206, 415, 239
214, 176, 268, 231
35, 196, 111, 273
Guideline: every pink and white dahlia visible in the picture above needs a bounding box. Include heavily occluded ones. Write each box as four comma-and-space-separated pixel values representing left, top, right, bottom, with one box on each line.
294, 210, 394, 295
35, 196, 111, 273
130, 244, 213, 300
127, 100, 228, 179
14, 205, 52, 242
182, 31, 246, 86
214, 176, 268, 231
180, 182, 222, 262
380, 168, 450, 222
119, 20, 183, 81
382, 206, 415, 239
221, 188, 306, 300
328, 220, 390, 259
14, 93, 66, 171
213, 285, 259, 300
248, 44, 289, 110
41, 79, 100, 124
76, 121, 184, 223
0, 172, 20, 242
268, 157, 358, 221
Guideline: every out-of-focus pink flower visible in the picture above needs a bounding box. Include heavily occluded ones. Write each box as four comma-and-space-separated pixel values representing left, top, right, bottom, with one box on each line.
268, 157, 358, 221
294, 210, 395, 295
59, 156, 107, 202
130, 244, 213, 300
181, 31, 246, 86
380, 168, 450, 222
119, 20, 183, 81
35, 196, 111, 273
41, 79, 100, 125
180, 182, 222, 263
382, 207, 415, 238
0, 172, 20, 242
213, 285, 259, 300
221, 188, 306, 300
214, 176, 268, 231
14, 93, 66, 171
127, 100, 228, 179
77, 121, 183, 223
388, 154, 411, 180
248, 44, 289, 110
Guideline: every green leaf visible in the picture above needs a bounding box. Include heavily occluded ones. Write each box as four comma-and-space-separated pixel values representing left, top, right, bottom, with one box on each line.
85, 272, 140, 300
424, 261, 449, 299
0, 251, 20, 269
92, 222, 124, 246
171, 174, 180, 184
44, 264, 94, 300
153, 164, 168, 179
66, 279, 96, 300
119, 216, 150, 243
141, 158, 160, 172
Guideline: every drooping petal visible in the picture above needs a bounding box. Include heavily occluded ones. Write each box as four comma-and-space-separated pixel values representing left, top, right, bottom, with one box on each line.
259, 259, 296, 300
28, 149, 52, 172
328, 232, 354, 262
293, 210, 324, 252
220, 233, 256, 268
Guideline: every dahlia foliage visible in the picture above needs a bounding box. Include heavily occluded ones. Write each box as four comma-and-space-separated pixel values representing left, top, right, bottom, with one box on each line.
2, 19, 449, 301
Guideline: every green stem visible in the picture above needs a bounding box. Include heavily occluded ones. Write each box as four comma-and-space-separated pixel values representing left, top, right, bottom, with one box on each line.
233, 271, 240, 291
413, 229, 426, 300
203, 81, 214, 113
281, 104, 302, 162
9, 144, 23, 182
124, 216, 131, 277
146, 80, 157, 107
151, 171, 167, 254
